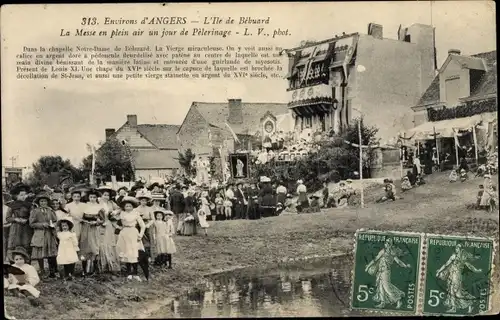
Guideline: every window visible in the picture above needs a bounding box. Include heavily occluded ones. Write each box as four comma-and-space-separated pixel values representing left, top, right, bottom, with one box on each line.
445, 77, 461, 106
304, 116, 312, 128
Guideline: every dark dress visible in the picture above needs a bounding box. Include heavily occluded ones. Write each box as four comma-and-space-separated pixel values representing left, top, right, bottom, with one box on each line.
259, 185, 275, 218
6, 200, 34, 258
169, 190, 185, 215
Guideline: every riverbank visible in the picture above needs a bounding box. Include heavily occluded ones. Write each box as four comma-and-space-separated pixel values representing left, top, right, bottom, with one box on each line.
5, 173, 499, 319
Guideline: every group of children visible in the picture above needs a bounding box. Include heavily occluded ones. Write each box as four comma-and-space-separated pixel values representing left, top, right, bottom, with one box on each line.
4, 184, 179, 304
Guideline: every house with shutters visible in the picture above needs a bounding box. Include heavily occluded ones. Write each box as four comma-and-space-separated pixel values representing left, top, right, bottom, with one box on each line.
284, 22, 437, 144
103, 115, 181, 181
408, 49, 497, 164
176, 99, 291, 158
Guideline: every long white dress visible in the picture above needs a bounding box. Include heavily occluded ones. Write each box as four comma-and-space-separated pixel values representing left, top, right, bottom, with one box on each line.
116, 210, 144, 263
56, 231, 79, 265
64, 201, 86, 239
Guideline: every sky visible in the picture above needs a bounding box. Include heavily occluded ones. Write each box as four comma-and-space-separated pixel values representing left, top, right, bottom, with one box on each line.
1, 1, 496, 168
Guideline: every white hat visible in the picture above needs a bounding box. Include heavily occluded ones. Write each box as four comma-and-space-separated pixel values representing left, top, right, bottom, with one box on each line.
260, 176, 271, 183
135, 190, 152, 200
297, 179, 303, 184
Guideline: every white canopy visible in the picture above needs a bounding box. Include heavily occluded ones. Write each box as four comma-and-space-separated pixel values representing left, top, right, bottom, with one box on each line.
408, 112, 497, 140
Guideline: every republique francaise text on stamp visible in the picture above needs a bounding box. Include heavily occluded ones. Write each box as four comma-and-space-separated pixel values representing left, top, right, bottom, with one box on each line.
350, 230, 424, 314
422, 234, 496, 316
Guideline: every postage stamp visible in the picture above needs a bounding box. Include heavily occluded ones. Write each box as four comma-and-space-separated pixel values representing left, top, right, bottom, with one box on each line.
350, 230, 424, 314
422, 234, 496, 316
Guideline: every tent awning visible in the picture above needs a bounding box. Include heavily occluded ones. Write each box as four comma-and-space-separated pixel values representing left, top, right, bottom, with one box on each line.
408, 112, 497, 139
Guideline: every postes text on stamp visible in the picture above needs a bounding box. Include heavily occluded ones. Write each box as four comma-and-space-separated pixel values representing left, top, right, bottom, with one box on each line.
351, 230, 423, 314
422, 234, 495, 316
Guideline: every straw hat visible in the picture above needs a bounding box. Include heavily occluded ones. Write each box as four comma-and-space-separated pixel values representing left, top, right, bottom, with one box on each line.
346, 179, 353, 183
152, 208, 166, 219
34, 192, 51, 206
164, 210, 174, 216
261, 176, 271, 183
10, 247, 30, 261
97, 186, 116, 198
120, 196, 139, 208
151, 193, 166, 201
9, 183, 30, 196
136, 190, 152, 201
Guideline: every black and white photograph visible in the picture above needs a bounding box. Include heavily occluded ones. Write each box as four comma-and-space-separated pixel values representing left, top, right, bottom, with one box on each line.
1, 2, 498, 319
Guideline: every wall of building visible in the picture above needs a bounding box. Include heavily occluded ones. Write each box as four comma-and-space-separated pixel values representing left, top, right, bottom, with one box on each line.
438, 59, 471, 106
352, 35, 426, 143
177, 106, 236, 157
115, 125, 155, 148
413, 109, 429, 127
135, 169, 177, 181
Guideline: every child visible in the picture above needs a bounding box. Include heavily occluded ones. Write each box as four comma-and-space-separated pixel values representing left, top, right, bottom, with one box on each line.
488, 186, 498, 212
163, 211, 176, 268
309, 195, 321, 213
4, 247, 40, 302
476, 185, 485, 209
214, 192, 224, 221
276, 202, 284, 215
449, 168, 458, 182
460, 169, 468, 182
401, 176, 412, 192
197, 207, 209, 236
56, 217, 79, 280
152, 210, 175, 268
416, 174, 426, 186
223, 196, 233, 220
281, 194, 298, 215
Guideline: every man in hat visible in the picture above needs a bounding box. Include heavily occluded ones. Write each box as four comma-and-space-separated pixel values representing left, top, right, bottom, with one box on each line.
5, 184, 34, 261
169, 184, 185, 234
234, 182, 247, 219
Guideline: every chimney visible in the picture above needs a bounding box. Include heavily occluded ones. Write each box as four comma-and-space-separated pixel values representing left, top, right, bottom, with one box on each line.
448, 49, 461, 56
227, 99, 243, 124
105, 128, 116, 140
368, 23, 383, 40
127, 114, 137, 127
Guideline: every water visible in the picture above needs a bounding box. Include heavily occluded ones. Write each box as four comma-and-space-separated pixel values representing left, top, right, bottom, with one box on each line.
165, 255, 360, 317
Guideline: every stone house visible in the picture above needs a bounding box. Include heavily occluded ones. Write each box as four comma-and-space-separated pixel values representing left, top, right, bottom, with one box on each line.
103, 114, 180, 180
176, 99, 290, 158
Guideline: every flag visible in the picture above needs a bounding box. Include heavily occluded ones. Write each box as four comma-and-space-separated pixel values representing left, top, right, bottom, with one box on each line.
342, 35, 358, 82
301, 45, 319, 85
224, 122, 241, 144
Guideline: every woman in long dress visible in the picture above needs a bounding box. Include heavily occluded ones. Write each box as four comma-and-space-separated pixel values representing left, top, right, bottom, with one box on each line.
29, 193, 59, 279
80, 189, 105, 275
259, 177, 276, 218
64, 189, 87, 241
135, 191, 155, 262
115, 196, 146, 281
296, 180, 309, 213
6, 184, 33, 260
365, 238, 410, 309
436, 244, 483, 313
97, 187, 121, 273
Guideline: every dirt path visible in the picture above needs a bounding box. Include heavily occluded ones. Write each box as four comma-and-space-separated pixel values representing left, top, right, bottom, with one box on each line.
5, 173, 499, 319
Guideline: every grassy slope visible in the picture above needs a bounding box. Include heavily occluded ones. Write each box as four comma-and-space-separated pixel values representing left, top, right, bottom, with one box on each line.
5, 173, 499, 319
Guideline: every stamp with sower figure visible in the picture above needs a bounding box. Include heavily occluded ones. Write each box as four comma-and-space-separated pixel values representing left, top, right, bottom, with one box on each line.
350, 230, 424, 314
422, 234, 496, 316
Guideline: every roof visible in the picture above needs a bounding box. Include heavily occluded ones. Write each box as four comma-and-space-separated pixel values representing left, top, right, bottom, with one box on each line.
131, 149, 180, 169
136, 124, 180, 150
468, 51, 497, 99
416, 50, 496, 106
192, 102, 289, 135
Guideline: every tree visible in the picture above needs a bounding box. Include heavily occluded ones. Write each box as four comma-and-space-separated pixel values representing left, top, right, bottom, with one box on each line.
25, 156, 83, 191
81, 138, 134, 182
252, 120, 379, 193
177, 149, 196, 177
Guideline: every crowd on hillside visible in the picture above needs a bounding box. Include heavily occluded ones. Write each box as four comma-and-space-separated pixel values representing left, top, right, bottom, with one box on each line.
2, 174, 364, 304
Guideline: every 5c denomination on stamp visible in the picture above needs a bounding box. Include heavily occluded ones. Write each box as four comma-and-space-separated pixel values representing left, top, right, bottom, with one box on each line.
350, 230, 424, 314
422, 234, 496, 316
